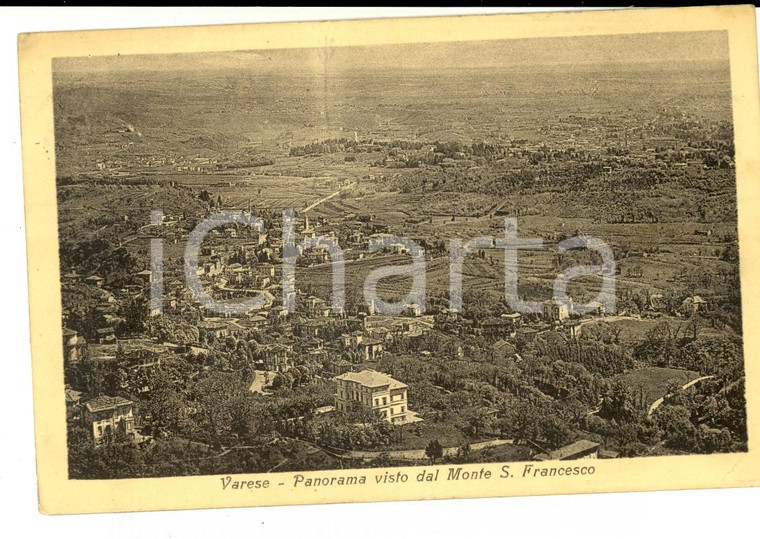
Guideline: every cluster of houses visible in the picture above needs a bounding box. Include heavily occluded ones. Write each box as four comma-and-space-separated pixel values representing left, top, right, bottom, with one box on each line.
523, 112, 734, 171
63, 207, 712, 449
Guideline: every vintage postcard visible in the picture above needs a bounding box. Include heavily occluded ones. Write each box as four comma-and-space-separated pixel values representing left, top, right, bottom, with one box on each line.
19, 6, 760, 514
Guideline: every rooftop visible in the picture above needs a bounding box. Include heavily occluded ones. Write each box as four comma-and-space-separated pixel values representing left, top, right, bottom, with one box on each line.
84, 395, 133, 413
536, 439, 600, 461
336, 369, 407, 390
501, 313, 522, 319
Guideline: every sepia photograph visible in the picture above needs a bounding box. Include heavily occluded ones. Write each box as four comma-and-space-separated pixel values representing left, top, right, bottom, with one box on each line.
16, 5, 760, 515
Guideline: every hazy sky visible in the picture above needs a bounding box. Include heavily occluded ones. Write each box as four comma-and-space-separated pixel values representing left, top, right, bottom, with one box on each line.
55, 31, 729, 74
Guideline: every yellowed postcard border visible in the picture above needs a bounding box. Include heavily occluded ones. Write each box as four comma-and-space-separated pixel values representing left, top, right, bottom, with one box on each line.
19, 5, 760, 514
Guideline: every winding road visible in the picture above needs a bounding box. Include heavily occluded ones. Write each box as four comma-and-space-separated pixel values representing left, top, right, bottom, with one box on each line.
647, 375, 715, 417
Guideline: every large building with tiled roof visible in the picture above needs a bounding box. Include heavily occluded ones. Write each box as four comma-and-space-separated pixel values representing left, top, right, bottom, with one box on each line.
82, 395, 136, 443
534, 439, 600, 461
334, 370, 421, 424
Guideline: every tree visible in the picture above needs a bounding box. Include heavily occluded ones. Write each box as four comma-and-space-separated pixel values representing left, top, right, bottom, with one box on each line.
655, 405, 697, 451
425, 439, 443, 463
67, 423, 96, 478
458, 442, 472, 459
191, 372, 250, 449
599, 380, 637, 423
507, 400, 542, 441
464, 408, 491, 438
143, 367, 187, 436
120, 295, 149, 335
538, 416, 573, 449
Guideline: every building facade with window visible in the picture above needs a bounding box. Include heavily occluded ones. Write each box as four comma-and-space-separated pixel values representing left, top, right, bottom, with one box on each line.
334, 370, 416, 424
82, 395, 136, 443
